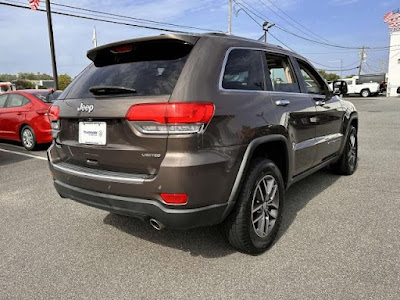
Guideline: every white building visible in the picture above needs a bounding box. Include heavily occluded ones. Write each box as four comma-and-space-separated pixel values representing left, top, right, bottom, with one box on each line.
387, 31, 400, 97
385, 10, 400, 97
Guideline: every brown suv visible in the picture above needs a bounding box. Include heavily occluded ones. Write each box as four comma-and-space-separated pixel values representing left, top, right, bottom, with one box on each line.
48, 33, 358, 254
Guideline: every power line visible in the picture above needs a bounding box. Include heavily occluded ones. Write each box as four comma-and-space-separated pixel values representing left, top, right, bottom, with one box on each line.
49, 1, 220, 32
310, 60, 359, 69
0, 1, 216, 34
268, 32, 295, 51
237, 0, 400, 50
317, 67, 358, 72
256, 0, 333, 44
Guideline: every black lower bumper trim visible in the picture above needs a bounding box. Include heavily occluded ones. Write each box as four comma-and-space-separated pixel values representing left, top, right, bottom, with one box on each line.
54, 180, 228, 230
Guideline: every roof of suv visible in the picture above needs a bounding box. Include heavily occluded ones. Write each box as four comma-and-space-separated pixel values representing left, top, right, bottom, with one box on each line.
87, 32, 306, 62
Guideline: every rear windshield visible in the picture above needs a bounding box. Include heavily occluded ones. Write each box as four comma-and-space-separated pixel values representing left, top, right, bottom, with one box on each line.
62, 39, 193, 99
34, 92, 60, 103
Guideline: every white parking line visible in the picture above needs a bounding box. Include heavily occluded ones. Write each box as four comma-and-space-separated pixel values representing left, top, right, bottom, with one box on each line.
0, 148, 47, 161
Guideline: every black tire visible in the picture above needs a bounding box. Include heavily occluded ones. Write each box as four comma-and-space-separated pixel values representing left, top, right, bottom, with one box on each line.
360, 89, 370, 98
224, 158, 284, 255
332, 125, 358, 175
20, 125, 37, 151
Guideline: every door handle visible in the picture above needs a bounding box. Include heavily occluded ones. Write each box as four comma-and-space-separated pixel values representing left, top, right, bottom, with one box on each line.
275, 100, 290, 106
17, 112, 22, 115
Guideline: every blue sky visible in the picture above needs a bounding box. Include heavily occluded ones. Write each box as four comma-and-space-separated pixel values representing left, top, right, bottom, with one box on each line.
0, 0, 397, 77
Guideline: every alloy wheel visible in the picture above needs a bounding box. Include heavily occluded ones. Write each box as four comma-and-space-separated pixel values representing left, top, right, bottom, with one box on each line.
348, 132, 357, 168
22, 129, 34, 148
251, 175, 279, 238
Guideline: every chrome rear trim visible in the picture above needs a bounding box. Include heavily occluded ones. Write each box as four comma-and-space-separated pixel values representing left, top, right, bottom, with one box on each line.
51, 161, 153, 184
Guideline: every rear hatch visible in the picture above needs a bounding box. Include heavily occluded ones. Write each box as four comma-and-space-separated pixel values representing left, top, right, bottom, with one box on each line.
53, 37, 196, 175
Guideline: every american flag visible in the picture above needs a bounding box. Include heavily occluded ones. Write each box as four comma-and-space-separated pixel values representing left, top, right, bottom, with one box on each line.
383, 10, 400, 31
28, 0, 40, 10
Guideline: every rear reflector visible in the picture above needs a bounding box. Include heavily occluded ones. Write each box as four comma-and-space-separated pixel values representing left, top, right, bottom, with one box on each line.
126, 102, 214, 124
160, 193, 188, 205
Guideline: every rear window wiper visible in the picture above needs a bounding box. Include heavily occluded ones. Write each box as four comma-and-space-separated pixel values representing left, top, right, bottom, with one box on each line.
89, 86, 137, 95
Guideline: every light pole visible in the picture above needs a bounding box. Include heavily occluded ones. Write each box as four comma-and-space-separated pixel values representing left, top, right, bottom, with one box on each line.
228, 0, 232, 35
263, 21, 275, 43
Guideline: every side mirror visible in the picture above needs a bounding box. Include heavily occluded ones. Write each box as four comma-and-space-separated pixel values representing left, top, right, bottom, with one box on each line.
397, 87, 400, 94
333, 80, 348, 95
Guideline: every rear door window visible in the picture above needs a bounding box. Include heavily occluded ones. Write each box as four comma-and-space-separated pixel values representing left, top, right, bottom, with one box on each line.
6, 94, 25, 107
0, 95, 7, 108
264, 53, 300, 93
63, 39, 193, 99
222, 49, 265, 91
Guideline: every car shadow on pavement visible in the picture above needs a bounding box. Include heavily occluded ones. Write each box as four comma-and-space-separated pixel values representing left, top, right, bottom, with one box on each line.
103, 213, 235, 258
0, 151, 32, 167
276, 168, 340, 242
103, 168, 340, 258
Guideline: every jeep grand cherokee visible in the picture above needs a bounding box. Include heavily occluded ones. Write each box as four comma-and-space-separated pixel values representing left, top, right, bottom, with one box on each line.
48, 33, 358, 254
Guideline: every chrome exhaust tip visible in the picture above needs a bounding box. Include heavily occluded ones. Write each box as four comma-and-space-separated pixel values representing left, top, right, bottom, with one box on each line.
149, 218, 165, 231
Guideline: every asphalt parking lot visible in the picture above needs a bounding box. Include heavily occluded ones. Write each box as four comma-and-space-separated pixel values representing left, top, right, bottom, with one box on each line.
1, 96, 399, 299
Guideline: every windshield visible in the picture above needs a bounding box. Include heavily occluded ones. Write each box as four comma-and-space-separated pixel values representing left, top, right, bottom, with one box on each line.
34, 92, 61, 103
62, 39, 193, 99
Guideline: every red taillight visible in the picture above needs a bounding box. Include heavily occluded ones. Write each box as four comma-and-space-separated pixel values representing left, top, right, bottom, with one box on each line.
160, 193, 188, 205
48, 105, 59, 121
126, 103, 215, 124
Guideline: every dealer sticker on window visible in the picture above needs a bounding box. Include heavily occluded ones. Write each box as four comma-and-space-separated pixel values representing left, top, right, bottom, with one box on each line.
79, 122, 107, 145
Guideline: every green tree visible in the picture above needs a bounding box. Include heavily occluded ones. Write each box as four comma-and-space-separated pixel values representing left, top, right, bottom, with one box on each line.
0, 74, 17, 82
318, 70, 340, 81
57, 74, 72, 90
17, 72, 53, 80
14, 80, 34, 89
345, 74, 356, 78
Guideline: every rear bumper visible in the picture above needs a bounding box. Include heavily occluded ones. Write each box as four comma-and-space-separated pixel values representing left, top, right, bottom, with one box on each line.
54, 180, 228, 229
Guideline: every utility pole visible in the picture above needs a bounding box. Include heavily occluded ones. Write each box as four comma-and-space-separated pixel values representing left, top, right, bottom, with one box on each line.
329, 59, 343, 78
45, 0, 58, 90
262, 21, 275, 43
358, 46, 366, 76
340, 59, 343, 79
380, 60, 386, 73
228, 0, 232, 35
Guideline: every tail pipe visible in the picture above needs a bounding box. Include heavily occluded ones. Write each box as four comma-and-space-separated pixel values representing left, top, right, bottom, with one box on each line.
149, 218, 165, 231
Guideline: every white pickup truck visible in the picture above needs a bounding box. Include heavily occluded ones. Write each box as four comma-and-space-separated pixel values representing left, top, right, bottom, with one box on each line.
330, 77, 380, 98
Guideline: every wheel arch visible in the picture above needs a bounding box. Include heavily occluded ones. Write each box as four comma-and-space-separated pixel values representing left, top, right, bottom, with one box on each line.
339, 112, 358, 156
19, 123, 30, 141
221, 134, 292, 220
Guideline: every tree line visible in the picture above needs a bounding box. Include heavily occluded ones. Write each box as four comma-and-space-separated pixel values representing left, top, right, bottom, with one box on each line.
0, 72, 72, 90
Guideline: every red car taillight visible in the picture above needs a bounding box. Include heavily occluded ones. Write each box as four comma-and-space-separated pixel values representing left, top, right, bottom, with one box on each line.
126, 102, 215, 134
48, 105, 60, 131
48, 105, 59, 121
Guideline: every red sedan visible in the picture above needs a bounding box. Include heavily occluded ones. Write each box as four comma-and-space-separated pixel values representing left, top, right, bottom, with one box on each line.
0, 90, 61, 150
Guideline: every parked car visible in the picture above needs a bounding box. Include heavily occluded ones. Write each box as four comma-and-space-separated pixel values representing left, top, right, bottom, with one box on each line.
0, 89, 59, 150
356, 73, 386, 93
0, 82, 15, 94
48, 34, 358, 254
330, 76, 380, 97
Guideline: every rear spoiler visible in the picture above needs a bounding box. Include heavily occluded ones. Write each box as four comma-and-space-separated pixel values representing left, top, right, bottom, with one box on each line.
87, 34, 200, 66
